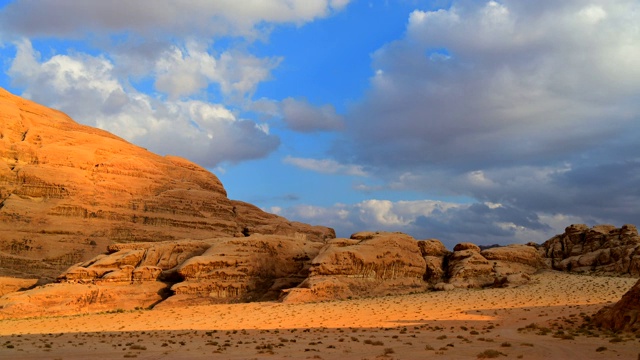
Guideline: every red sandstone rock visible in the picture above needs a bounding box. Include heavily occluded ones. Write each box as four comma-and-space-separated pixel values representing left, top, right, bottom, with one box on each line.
282, 232, 427, 302
0, 87, 333, 280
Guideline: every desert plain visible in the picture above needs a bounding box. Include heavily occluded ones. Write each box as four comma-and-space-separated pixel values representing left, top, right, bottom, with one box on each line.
0, 271, 638, 360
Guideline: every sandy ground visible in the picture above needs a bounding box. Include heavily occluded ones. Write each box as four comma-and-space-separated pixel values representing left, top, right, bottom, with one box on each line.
0, 271, 638, 359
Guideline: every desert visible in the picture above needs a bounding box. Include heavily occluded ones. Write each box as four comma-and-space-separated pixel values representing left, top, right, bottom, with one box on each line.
0, 272, 638, 359
1, 58, 640, 358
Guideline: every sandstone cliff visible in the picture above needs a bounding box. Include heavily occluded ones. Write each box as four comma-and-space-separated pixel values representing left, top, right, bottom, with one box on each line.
0, 88, 334, 279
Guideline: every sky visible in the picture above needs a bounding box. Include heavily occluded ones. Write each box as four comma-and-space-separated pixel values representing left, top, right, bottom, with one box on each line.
1, 0, 639, 248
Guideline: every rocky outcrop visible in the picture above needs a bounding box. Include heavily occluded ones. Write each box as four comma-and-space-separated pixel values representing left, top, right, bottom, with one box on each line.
0, 277, 38, 297
540, 224, 640, 276
0, 282, 168, 318
593, 279, 640, 334
0, 234, 322, 317
282, 232, 428, 303
419, 239, 450, 284
442, 244, 541, 289
163, 235, 323, 306
0, 87, 333, 280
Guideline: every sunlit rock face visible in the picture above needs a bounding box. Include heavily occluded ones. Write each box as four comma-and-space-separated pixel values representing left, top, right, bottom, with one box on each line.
0, 234, 323, 318
0, 88, 334, 280
281, 232, 429, 303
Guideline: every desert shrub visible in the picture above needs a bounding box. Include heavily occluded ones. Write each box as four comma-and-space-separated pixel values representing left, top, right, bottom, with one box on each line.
477, 349, 505, 358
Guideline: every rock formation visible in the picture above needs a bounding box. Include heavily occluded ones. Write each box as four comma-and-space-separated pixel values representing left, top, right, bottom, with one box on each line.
0, 234, 322, 318
438, 243, 543, 289
540, 224, 640, 276
0, 87, 333, 280
282, 232, 428, 303
593, 279, 640, 334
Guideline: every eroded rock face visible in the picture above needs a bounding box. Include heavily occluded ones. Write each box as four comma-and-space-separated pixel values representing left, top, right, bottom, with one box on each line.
431, 243, 543, 289
164, 235, 323, 306
0, 234, 323, 317
593, 279, 640, 334
0, 88, 333, 279
540, 224, 640, 276
281, 232, 428, 302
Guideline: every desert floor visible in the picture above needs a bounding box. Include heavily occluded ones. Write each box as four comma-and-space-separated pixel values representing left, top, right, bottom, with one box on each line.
0, 271, 638, 360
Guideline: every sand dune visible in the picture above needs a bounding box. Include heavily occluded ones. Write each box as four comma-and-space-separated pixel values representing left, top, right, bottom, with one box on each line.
0, 271, 638, 359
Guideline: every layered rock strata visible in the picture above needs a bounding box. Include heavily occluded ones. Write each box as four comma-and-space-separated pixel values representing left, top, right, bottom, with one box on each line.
282, 232, 428, 303
0, 235, 322, 317
0, 88, 333, 279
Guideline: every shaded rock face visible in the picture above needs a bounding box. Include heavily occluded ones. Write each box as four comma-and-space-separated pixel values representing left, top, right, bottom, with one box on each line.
540, 224, 640, 276
444, 244, 542, 289
0, 88, 334, 279
593, 279, 640, 334
0, 235, 322, 318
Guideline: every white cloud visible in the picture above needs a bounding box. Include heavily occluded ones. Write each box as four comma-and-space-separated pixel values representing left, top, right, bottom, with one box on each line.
281, 97, 344, 132
277, 198, 578, 247
342, 0, 640, 171
150, 42, 283, 100
283, 156, 367, 176
0, 0, 351, 39
331, 0, 640, 235
8, 39, 279, 166
154, 42, 218, 99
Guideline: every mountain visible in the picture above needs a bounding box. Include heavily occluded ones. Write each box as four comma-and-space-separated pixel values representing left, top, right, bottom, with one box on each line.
0, 88, 334, 280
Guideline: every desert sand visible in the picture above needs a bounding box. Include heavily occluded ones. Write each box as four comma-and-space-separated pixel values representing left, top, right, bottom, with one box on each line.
0, 271, 638, 359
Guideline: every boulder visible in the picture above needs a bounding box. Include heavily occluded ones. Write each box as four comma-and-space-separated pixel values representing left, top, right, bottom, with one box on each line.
282, 232, 427, 302
417, 239, 449, 257
453, 242, 481, 252
446, 244, 543, 289
593, 279, 640, 334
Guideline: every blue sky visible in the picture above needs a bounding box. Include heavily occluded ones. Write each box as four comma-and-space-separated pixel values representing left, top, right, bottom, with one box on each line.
1, 0, 639, 248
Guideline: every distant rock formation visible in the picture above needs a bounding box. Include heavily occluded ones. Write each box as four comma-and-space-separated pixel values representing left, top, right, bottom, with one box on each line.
539, 224, 640, 276
593, 279, 640, 334
435, 243, 542, 289
0, 87, 333, 280
3, 217, 640, 316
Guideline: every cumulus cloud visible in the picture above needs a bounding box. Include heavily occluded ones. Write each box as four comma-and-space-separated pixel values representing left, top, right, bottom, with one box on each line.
277, 199, 571, 248
330, 0, 640, 236
340, 0, 640, 169
283, 156, 367, 176
0, 0, 351, 39
281, 97, 344, 132
153, 42, 281, 100
9, 39, 279, 166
